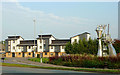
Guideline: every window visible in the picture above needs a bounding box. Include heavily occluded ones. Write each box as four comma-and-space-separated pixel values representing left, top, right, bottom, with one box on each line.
8, 41, 10, 45
62, 46, 65, 49
19, 53, 21, 55
29, 46, 31, 49
8, 46, 10, 48
51, 46, 53, 49
44, 40, 45, 43
8, 46, 10, 51
21, 47, 23, 50
29, 53, 31, 55
13, 40, 15, 43
45, 52, 47, 55
13, 46, 15, 50
31, 46, 33, 49
74, 39, 77, 42
40, 39, 42, 43
18, 47, 20, 49
40, 46, 42, 49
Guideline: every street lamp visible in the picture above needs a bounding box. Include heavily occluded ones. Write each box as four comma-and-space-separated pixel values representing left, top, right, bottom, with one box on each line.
15, 34, 16, 57
33, 19, 36, 57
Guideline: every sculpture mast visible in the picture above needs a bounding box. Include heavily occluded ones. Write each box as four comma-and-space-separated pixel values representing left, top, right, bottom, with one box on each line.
108, 24, 109, 35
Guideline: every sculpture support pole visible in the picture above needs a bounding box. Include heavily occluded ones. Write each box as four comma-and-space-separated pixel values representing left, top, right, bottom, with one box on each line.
97, 39, 102, 57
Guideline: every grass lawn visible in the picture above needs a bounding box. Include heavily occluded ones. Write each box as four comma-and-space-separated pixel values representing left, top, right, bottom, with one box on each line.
1, 63, 120, 74
28, 58, 49, 63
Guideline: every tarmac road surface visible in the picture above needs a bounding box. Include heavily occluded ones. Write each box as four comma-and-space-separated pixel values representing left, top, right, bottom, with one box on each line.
1, 66, 118, 75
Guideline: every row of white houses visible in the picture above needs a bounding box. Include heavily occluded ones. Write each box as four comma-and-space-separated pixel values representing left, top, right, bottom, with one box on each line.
5, 32, 90, 57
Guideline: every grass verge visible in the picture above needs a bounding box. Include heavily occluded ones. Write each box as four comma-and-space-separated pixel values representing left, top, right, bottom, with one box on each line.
1, 63, 120, 74
28, 58, 49, 63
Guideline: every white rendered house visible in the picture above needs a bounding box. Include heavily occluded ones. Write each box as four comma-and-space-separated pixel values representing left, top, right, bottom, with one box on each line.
71, 32, 90, 44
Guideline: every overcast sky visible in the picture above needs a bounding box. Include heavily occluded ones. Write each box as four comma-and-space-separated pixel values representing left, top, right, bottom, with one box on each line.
1, 0, 118, 40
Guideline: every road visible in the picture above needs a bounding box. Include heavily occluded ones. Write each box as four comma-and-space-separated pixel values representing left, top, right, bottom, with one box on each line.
1, 58, 119, 75
1, 66, 117, 75
2, 66, 90, 73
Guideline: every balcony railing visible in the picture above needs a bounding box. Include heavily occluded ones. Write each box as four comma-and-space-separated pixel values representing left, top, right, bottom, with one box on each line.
43, 49, 49, 52
54, 50, 60, 52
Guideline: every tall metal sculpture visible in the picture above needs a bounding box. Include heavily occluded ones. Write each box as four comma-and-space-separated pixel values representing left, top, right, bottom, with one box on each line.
96, 24, 117, 57
96, 25, 103, 57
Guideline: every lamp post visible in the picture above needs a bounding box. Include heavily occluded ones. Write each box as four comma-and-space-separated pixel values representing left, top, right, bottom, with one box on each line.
15, 34, 16, 57
33, 19, 36, 57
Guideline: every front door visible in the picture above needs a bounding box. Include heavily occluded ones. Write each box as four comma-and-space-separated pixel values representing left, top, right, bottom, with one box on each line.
55, 53, 58, 56
22, 53, 25, 57
33, 52, 35, 57
12, 53, 15, 57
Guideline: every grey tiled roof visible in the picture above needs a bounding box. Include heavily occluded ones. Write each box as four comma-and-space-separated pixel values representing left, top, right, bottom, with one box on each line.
8, 36, 21, 39
5, 38, 18, 41
71, 32, 90, 38
37, 34, 56, 39
6, 36, 24, 41
49, 39, 70, 46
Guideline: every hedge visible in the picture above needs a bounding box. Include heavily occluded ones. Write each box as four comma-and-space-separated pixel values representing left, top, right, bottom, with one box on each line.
49, 55, 120, 69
